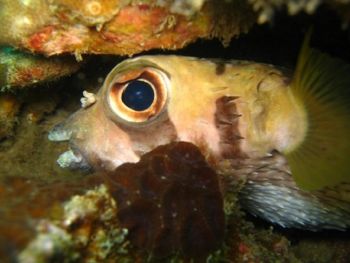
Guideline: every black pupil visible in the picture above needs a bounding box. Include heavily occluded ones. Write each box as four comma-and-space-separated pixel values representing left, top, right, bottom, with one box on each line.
121, 80, 155, 111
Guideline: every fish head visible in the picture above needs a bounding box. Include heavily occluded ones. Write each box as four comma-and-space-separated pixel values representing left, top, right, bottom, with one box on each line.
49, 56, 230, 170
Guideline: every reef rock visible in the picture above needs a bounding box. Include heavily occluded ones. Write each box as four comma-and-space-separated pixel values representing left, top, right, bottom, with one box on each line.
0, 0, 254, 56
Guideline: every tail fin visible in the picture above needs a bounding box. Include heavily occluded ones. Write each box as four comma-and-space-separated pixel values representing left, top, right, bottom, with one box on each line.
286, 31, 350, 191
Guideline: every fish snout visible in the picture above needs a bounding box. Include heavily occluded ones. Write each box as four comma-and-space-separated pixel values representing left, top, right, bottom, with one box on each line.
48, 113, 93, 171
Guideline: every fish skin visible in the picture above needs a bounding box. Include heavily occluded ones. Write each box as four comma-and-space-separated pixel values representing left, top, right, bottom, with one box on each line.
50, 56, 306, 169
232, 151, 350, 230
49, 55, 350, 230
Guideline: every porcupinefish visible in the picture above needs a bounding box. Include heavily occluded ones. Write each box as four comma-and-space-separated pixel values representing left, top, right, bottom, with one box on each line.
49, 34, 350, 231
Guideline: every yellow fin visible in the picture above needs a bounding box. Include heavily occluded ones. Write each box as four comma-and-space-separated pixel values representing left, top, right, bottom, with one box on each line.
286, 31, 350, 191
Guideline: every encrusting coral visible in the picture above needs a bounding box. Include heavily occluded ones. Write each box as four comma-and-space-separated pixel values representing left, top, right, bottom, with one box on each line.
0, 0, 254, 57
0, 47, 80, 90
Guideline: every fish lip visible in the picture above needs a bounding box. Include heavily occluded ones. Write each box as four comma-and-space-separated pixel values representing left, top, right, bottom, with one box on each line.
57, 148, 92, 171
48, 122, 92, 171
48, 122, 72, 142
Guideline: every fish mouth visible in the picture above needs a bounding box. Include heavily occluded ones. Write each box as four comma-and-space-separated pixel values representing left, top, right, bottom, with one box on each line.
56, 148, 92, 171
48, 122, 72, 142
48, 122, 92, 171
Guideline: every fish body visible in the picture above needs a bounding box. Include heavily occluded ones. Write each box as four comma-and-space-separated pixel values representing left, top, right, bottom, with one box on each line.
51, 57, 306, 170
50, 38, 350, 230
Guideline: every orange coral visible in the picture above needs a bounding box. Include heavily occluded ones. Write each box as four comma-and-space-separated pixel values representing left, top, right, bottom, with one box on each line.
1, 1, 254, 56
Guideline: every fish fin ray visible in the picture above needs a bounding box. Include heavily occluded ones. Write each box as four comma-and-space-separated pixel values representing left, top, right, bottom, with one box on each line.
286, 30, 350, 190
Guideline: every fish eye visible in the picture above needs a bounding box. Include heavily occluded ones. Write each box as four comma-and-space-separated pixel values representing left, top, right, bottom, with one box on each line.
121, 79, 155, 111
106, 67, 169, 124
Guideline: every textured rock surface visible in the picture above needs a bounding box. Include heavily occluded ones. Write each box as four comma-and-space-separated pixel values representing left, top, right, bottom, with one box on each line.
17, 184, 133, 263
0, 0, 254, 56
0, 0, 255, 89
0, 47, 80, 90
0, 175, 103, 262
1, 0, 350, 58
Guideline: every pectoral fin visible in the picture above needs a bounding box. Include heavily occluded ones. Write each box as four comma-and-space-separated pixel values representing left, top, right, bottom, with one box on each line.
286, 31, 350, 190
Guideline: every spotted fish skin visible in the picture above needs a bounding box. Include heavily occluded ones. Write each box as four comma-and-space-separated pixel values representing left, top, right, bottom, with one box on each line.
241, 179, 350, 231
49, 56, 305, 170
230, 152, 350, 231
49, 54, 350, 231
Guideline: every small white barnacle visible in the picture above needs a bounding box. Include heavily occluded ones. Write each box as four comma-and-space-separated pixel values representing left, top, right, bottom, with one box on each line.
80, 90, 96, 108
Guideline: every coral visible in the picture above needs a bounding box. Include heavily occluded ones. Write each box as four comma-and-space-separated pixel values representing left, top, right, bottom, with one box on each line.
0, 47, 80, 90
18, 185, 132, 263
157, 0, 207, 16
2, 0, 349, 60
105, 141, 225, 261
18, 221, 78, 263
249, 0, 322, 23
0, 0, 256, 89
208, 0, 255, 46
50, 0, 130, 26
0, 174, 103, 262
0, 0, 50, 46
0, 0, 254, 56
